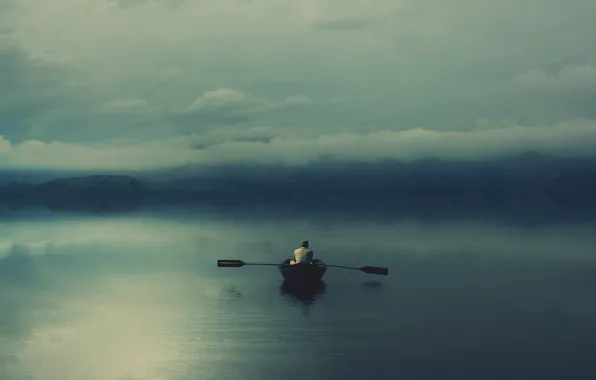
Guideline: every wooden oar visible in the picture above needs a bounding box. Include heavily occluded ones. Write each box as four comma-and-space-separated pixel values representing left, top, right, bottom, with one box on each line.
217, 260, 280, 267
217, 260, 388, 275
326, 264, 388, 276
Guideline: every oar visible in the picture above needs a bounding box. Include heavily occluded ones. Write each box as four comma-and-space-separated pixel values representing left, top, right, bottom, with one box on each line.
326, 264, 388, 276
217, 260, 281, 267
217, 260, 388, 275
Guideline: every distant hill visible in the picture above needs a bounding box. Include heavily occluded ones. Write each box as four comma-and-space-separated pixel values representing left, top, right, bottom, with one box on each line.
145, 155, 596, 196
1, 156, 596, 212
0, 175, 143, 212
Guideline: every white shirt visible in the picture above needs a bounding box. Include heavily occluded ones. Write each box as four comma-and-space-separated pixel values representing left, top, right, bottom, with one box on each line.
293, 247, 313, 263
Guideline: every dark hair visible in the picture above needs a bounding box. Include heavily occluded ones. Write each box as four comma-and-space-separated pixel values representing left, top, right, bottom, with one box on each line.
301, 240, 309, 248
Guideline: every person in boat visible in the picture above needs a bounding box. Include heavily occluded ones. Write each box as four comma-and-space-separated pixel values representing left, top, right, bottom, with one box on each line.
290, 240, 313, 265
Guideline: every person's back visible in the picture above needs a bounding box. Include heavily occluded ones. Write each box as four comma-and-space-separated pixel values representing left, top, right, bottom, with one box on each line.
291, 240, 313, 264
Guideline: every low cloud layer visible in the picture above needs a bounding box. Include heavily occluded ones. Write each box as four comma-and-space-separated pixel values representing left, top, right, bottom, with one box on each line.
2, 120, 596, 171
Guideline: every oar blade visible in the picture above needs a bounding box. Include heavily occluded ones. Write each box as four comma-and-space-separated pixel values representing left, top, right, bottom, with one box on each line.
217, 260, 245, 267
360, 266, 388, 275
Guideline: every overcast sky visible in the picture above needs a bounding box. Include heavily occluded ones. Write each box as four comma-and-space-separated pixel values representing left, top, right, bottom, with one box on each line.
1, 0, 596, 170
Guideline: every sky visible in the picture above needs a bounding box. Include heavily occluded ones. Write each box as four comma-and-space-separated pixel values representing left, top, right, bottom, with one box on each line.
1, 0, 596, 171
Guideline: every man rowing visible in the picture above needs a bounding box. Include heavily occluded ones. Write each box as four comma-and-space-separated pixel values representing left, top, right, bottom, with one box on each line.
290, 240, 313, 265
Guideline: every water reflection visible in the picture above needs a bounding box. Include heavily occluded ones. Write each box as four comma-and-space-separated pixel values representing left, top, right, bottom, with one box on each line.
220, 286, 243, 299
280, 281, 327, 305
0, 244, 42, 286
361, 280, 384, 292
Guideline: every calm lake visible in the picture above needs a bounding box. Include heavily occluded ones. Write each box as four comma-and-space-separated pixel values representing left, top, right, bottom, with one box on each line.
1, 202, 596, 380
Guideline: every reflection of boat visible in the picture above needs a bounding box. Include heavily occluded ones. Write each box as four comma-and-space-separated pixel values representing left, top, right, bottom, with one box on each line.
278, 259, 327, 284
361, 280, 384, 291
280, 280, 327, 305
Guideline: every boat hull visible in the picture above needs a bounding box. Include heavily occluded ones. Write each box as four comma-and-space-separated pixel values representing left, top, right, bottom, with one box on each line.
278, 259, 327, 284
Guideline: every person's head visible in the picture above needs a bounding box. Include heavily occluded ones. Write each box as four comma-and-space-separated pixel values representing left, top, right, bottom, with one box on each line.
301, 240, 309, 248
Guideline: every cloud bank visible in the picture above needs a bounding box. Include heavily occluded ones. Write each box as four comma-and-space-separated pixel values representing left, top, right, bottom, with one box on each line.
2, 120, 596, 171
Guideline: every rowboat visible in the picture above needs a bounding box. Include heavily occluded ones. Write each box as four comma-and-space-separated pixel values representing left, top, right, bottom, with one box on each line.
278, 259, 327, 283
217, 259, 387, 278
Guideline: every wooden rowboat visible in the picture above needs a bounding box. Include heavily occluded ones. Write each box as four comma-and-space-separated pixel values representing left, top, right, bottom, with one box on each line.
217, 259, 387, 278
278, 259, 327, 283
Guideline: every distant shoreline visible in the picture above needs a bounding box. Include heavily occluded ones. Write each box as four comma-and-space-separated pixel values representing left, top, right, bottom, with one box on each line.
0, 173, 595, 218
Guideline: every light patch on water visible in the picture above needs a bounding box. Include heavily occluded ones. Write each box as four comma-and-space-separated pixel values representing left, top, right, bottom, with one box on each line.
8, 275, 190, 380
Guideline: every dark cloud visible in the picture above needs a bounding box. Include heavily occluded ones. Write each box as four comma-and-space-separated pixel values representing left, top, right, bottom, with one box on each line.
0, 0, 14, 12
0, 46, 92, 142
190, 136, 273, 150
115, 0, 186, 9
0, 46, 176, 143
116, 0, 147, 8
169, 89, 313, 133
311, 17, 375, 32
505, 64, 596, 122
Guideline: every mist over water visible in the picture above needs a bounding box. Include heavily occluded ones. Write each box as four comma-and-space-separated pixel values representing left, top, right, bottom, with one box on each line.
1, 201, 596, 380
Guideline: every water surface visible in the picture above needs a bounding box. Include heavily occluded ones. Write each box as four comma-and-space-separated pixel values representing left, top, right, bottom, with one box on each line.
1, 206, 596, 379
